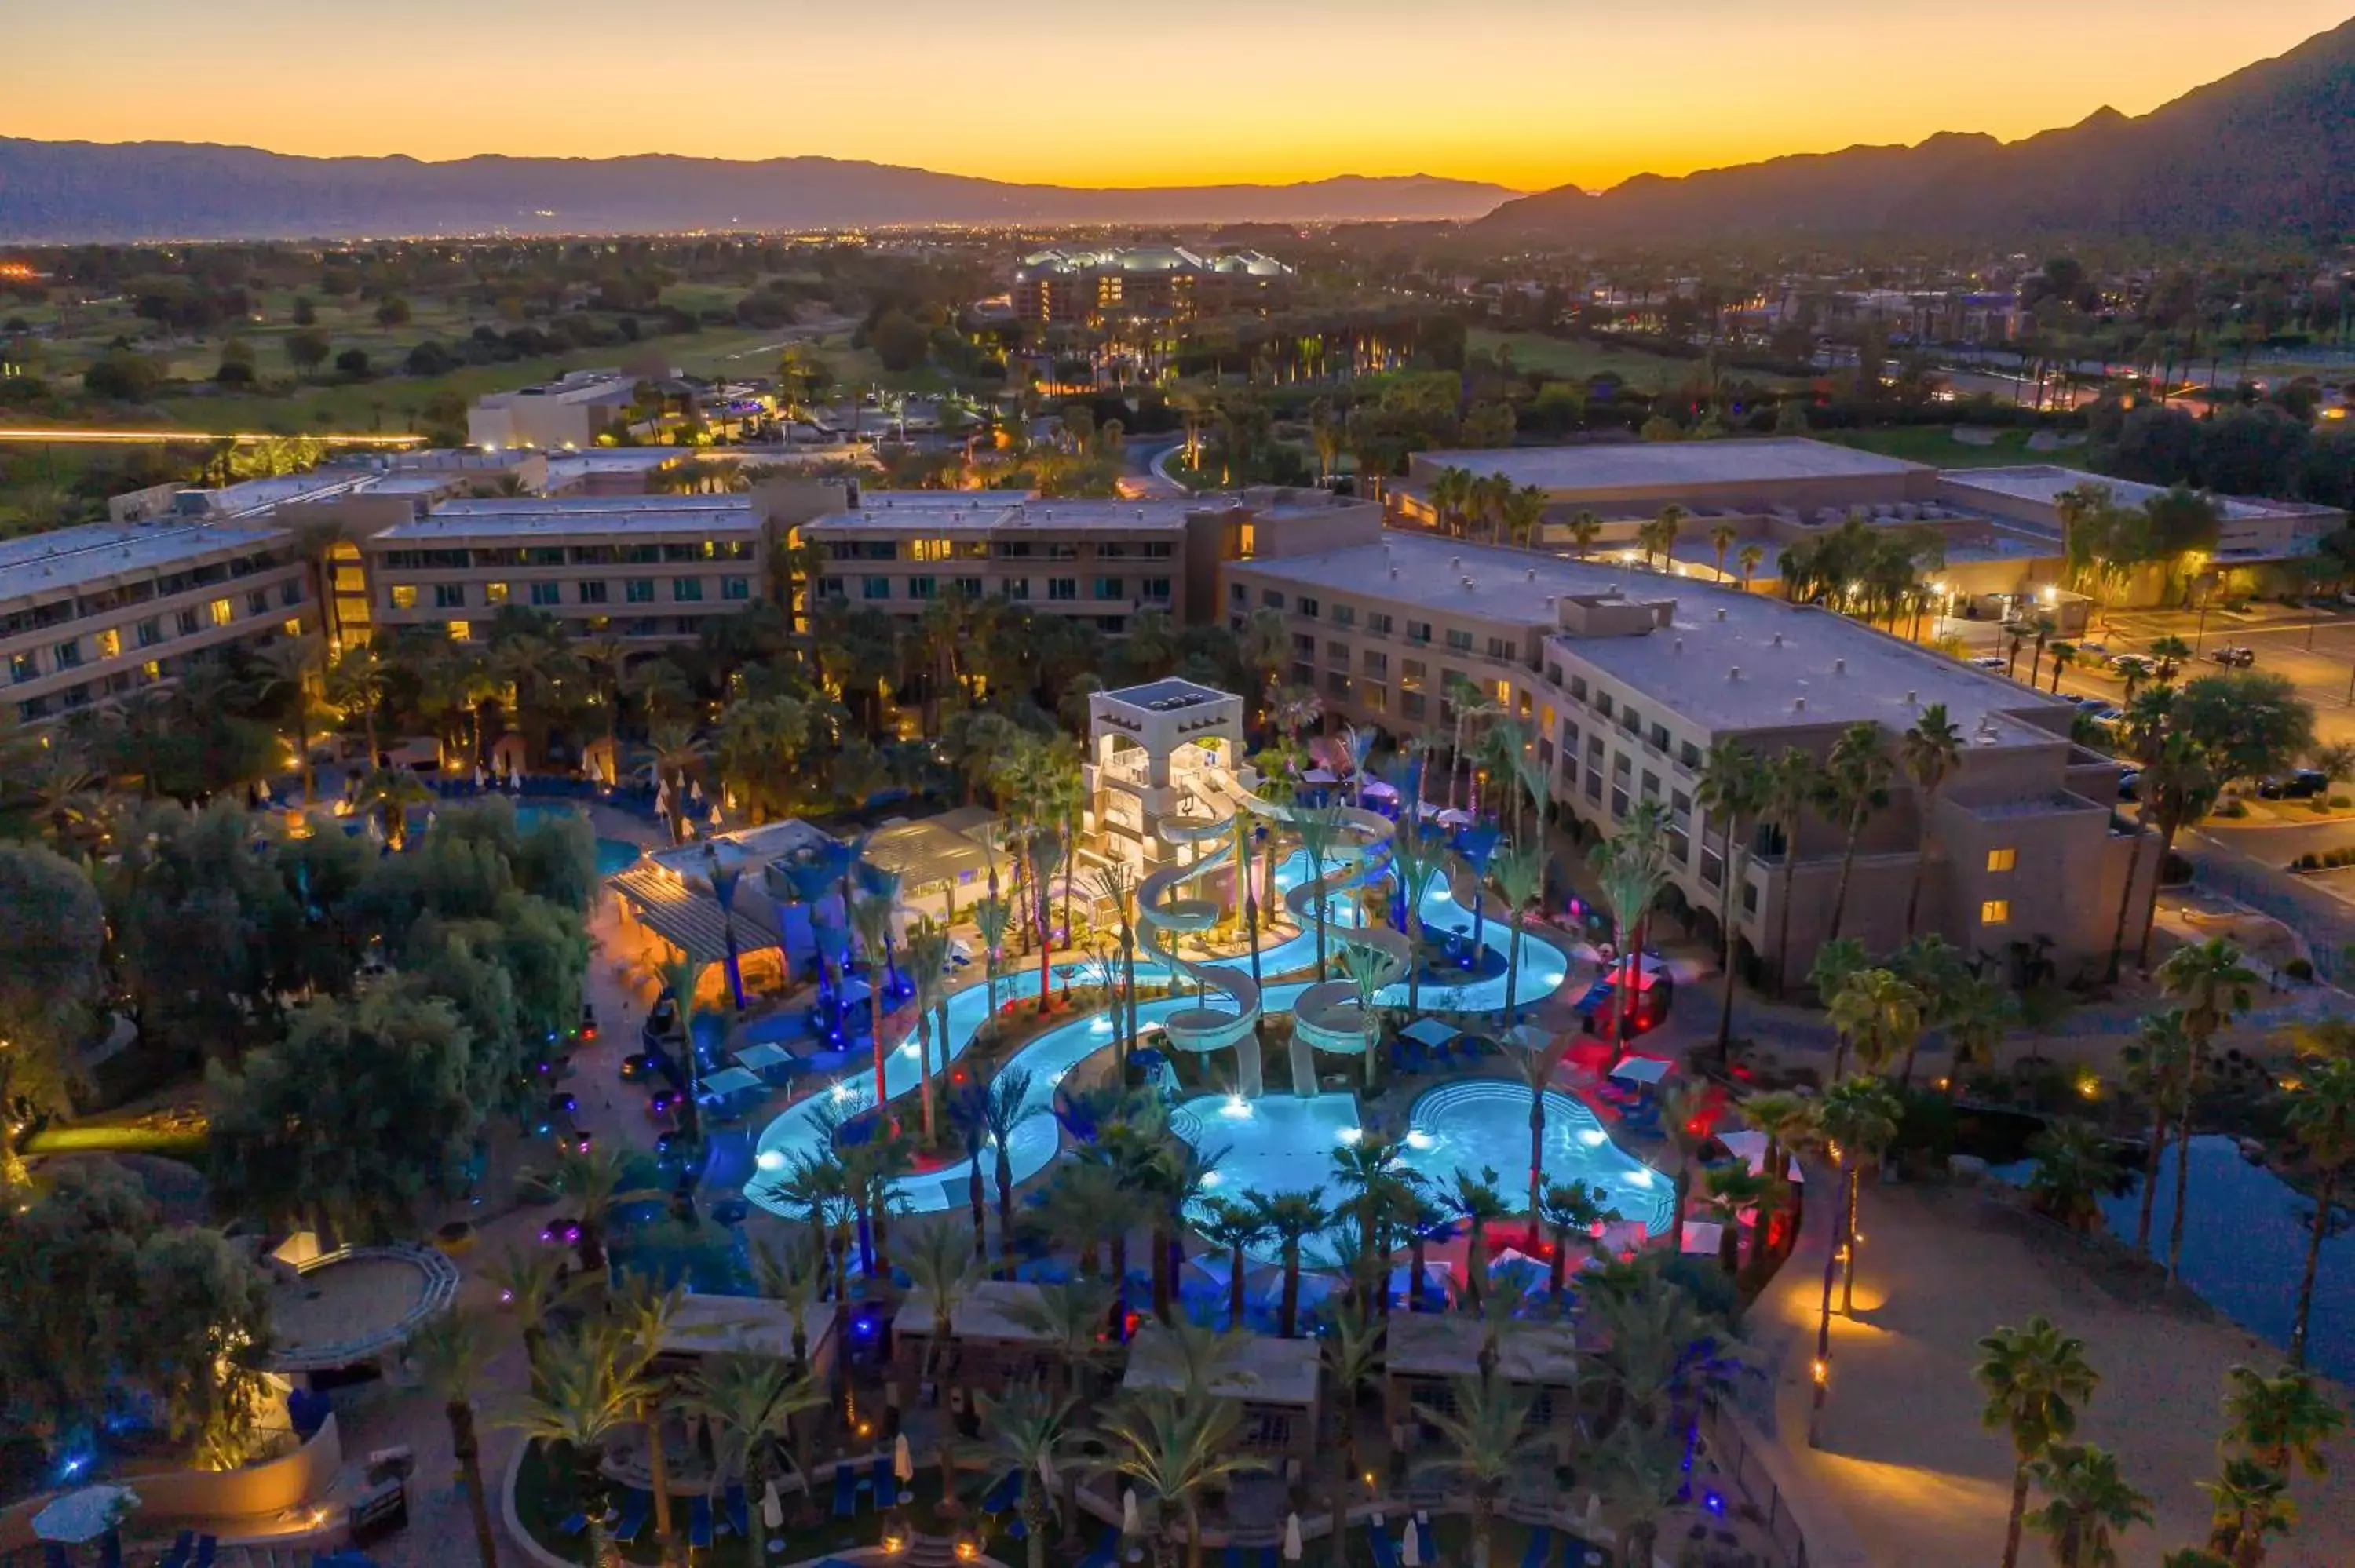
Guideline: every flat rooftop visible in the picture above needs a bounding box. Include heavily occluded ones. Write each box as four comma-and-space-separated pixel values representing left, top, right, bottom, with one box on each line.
1237, 531, 1630, 625
0, 521, 287, 603
1413, 438, 1929, 494
378, 497, 762, 541
811, 494, 1196, 532
1387, 1313, 1580, 1385
1941, 465, 2339, 522
1102, 678, 1237, 711
1123, 1322, 1321, 1406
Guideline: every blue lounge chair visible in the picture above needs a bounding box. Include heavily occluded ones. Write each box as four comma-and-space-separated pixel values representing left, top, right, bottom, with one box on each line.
1225, 1547, 1243, 1568
613, 1488, 652, 1544
869, 1453, 894, 1503
160, 1530, 195, 1568
44, 1546, 68, 1568
1259, 1549, 1278, 1568
982, 1470, 1022, 1515
190, 1540, 214, 1568
1369, 1519, 1398, 1568
557, 1511, 588, 1538
832, 1464, 859, 1519
724, 1482, 750, 1540
1076, 1527, 1120, 1568
1518, 1526, 1555, 1568
689, 1494, 714, 1550
99, 1534, 121, 1568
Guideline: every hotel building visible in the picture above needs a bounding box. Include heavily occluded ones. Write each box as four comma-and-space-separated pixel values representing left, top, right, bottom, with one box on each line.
1011, 246, 1292, 326
1221, 511, 2153, 981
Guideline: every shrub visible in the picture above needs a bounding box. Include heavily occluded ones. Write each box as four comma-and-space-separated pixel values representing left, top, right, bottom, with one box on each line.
2285, 957, 2315, 983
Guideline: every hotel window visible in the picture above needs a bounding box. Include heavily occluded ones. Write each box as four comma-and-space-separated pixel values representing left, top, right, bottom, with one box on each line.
1362, 650, 1388, 678
389, 585, 418, 610
279, 579, 302, 607
135, 618, 162, 647
1326, 671, 1350, 698
1326, 640, 1350, 663
1097, 543, 1129, 560
175, 608, 200, 636
1262, 589, 1285, 609
1331, 604, 1355, 627
1401, 659, 1426, 692
438, 583, 469, 609
1141, 578, 1171, 602
1094, 577, 1124, 600
484, 582, 510, 605
1986, 848, 2017, 873
1298, 596, 1320, 618
1367, 612, 1393, 636
1002, 578, 1030, 600
1141, 542, 1172, 560
861, 577, 891, 600
909, 538, 951, 563
1049, 578, 1078, 601
1292, 633, 1316, 658
1981, 899, 2011, 925
626, 579, 655, 603
1229, 584, 1247, 604
908, 576, 937, 600
1486, 635, 1515, 660
1649, 723, 1671, 752
1444, 629, 1473, 652
9, 652, 38, 683
1046, 542, 1080, 560
817, 577, 845, 600
447, 620, 472, 641
578, 582, 608, 605
1597, 693, 1614, 720
208, 598, 234, 627
1097, 615, 1125, 633
1401, 691, 1426, 720
674, 617, 699, 636
280, 619, 301, 637
94, 627, 121, 659
722, 577, 750, 601
1407, 620, 1432, 645
529, 582, 561, 607
246, 589, 269, 615
673, 578, 704, 603
1364, 686, 1388, 713
1569, 676, 1589, 702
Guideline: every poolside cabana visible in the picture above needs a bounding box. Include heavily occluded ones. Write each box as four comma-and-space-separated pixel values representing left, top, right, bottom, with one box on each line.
889, 1281, 1061, 1409
1400, 1018, 1461, 1051
1122, 1324, 1323, 1475
1606, 1055, 1674, 1089
1383, 1315, 1583, 1462
649, 1294, 839, 1383
862, 810, 1006, 926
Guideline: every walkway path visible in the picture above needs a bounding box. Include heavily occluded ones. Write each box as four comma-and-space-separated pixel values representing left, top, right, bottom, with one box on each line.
1751, 1173, 2355, 1566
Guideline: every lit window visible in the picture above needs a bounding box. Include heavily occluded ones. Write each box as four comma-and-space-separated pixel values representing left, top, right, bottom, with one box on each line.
1981, 899, 2010, 925
447, 621, 472, 641
94, 628, 121, 658
207, 597, 234, 626
281, 619, 301, 637
1986, 848, 2017, 873
141, 661, 161, 680
484, 582, 510, 604
390, 585, 418, 610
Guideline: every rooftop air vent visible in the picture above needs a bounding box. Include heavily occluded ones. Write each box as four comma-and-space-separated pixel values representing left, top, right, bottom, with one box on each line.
1462, 575, 1475, 589
1905, 689, 1918, 706
1835, 658, 1848, 676
1674, 637, 1684, 653
1451, 556, 1461, 568
1389, 567, 1400, 579
1729, 666, 1742, 682
1526, 567, 1537, 582
1715, 607, 1727, 622
1772, 632, 1784, 647
1794, 697, 1807, 713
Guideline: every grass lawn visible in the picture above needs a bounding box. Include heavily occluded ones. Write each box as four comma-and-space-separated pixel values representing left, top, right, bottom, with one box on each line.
1815, 425, 2076, 469
23, 1119, 206, 1158
1467, 330, 1802, 392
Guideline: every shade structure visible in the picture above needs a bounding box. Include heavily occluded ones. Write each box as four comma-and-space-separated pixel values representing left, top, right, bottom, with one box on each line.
1302, 768, 1339, 784
1607, 1054, 1673, 1086
1387, 1261, 1454, 1304
34, 1487, 137, 1544
1259, 1271, 1338, 1311
734, 1042, 793, 1074
699, 1067, 763, 1101
1717, 1129, 1804, 1183
1361, 780, 1398, 799
1400, 1017, 1461, 1049
1679, 1220, 1724, 1255
1504, 1022, 1554, 1050
1433, 808, 1473, 826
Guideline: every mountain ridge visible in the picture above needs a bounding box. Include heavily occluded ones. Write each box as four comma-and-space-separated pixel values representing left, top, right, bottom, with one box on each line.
0, 142, 1520, 240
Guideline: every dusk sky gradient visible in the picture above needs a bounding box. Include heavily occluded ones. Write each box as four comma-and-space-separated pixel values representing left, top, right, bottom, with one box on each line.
12, 1, 2353, 191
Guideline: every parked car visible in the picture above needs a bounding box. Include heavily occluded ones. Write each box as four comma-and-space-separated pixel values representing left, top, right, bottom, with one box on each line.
2109, 654, 2157, 678
2257, 769, 2328, 800
1970, 655, 2010, 672
2210, 646, 2257, 667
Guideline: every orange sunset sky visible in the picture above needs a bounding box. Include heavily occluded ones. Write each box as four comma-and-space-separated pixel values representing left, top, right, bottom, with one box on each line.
9, 1, 2351, 193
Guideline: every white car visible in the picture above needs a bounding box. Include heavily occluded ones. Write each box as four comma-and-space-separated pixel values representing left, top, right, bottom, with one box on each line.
1970, 655, 2009, 672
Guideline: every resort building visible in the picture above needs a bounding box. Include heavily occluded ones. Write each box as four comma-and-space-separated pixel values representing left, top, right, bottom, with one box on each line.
1083, 678, 1248, 880
1010, 246, 1291, 325
889, 1281, 1063, 1409
1938, 465, 2346, 584
467, 368, 642, 451
0, 520, 315, 725
1385, 1314, 1584, 1463
795, 491, 1238, 633
1123, 1322, 1323, 1475
1220, 513, 2153, 981
359, 494, 768, 644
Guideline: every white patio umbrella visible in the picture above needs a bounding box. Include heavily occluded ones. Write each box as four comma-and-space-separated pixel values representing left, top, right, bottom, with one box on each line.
33, 1486, 137, 1544
1434, 808, 1472, 827
1282, 1513, 1303, 1563
1401, 1519, 1422, 1568
761, 1479, 783, 1530
1122, 1488, 1141, 1537
893, 1433, 915, 1482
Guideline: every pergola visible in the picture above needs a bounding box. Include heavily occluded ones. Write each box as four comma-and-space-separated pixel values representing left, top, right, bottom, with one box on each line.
1383, 1314, 1584, 1461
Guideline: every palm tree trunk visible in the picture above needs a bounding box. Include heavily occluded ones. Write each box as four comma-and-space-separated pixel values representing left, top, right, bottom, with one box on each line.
2292, 1167, 2335, 1367
446, 1398, 500, 1568
2166, 1093, 2196, 1287
1808, 1161, 1848, 1448
1716, 826, 1741, 1061
2000, 1463, 2029, 1568
1828, 827, 1860, 941
2105, 837, 2142, 983
1281, 1242, 1301, 1336
1229, 1242, 1247, 1328
2134, 1106, 2167, 1253
918, 1015, 936, 1144
2138, 822, 2185, 967
1776, 844, 1799, 997
644, 1397, 674, 1564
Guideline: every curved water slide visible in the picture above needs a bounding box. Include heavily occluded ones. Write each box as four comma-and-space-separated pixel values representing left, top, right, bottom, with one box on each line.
1136, 805, 1266, 1096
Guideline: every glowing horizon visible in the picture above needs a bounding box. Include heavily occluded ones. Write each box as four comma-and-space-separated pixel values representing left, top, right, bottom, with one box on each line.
9, 0, 2350, 195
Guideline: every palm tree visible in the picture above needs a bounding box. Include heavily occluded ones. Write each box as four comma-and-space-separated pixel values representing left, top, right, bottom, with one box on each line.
2281, 1052, 2355, 1365
1006, 1277, 1119, 1404
1486, 837, 1545, 1026
2123, 1008, 2198, 1255
2023, 1120, 2112, 1234
1248, 1187, 1331, 1336
749, 1234, 824, 1373
968, 1382, 1083, 1568
356, 766, 431, 849
1707, 521, 1740, 584
904, 920, 953, 1144
1588, 800, 1670, 1041
1386, 824, 1452, 1018
2025, 614, 2059, 688
1762, 746, 1817, 995
2156, 939, 2256, 1285
1566, 510, 1603, 560
1511, 1040, 1568, 1227
1736, 542, 1765, 592
1099, 1389, 1265, 1568
484, 1248, 579, 1376
504, 1321, 660, 1568
1410, 1377, 1549, 1568
405, 1311, 501, 1568
1592, 1420, 1689, 1568
1898, 704, 1962, 938
1976, 1316, 2101, 1568
1808, 1076, 1900, 1444
1090, 864, 1141, 1070
1318, 1304, 1385, 1568
1291, 804, 1346, 982
1738, 1090, 1813, 1279
2219, 1364, 2346, 1479
1820, 721, 1892, 940
1196, 1198, 1270, 1329
901, 1222, 984, 1504
2048, 640, 2079, 694
544, 1143, 654, 1278
849, 892, 898, 1112
1441, 1166, 1510, 1311
1826, 967, 1926, 1082
323, 645, 387, 768
973, 893, 1013, 1020
2025, 1442, 2152, 1568
2200, 1457, 2295, 1566
1699, 1165, 1771, 1274
1538, 1180, 1615, 1299
976, 1067, 1043, 1266
1695, 741, 1766, 1060
2138, 735, 2222, 967
681, 1352, 827, 1540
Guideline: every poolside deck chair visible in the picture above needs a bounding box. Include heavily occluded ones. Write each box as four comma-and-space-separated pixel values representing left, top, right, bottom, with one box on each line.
869, 1453, 894, 1503
160, 1532, 194, 1568
1258, 1548, 1277, 1568
558, 1510, 588, 1537
831, 1464, 859, 1519
613, 1489, 652, 1544
1225, 1546, 1243, 1568
1369, 1519, 1398, 1568
688, 1494, 714, 1551
723, 1482, 750, 1540
98, 1534, 120, 1568
980, 1470, 1021, 1516
43, 1546, 68, 1568
1075, 1526, 1120, 1568
1517, 1526, 1554, 1568
190, 1539, 214, 1568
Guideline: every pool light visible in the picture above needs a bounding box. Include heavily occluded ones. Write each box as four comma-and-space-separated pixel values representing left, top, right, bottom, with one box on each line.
1578, 1129, 1608, 1147
1221, 1094, 1253, 1120
1404, 1129, 1436, 1151
756, 1150, 785, 1172
1335, 1126, 1364, 1147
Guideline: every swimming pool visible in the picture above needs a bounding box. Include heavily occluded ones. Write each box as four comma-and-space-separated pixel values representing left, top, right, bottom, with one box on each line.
1174, 1080, 1672, 1266
512, 801, 643, 877
746, 846, 1583, 1220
